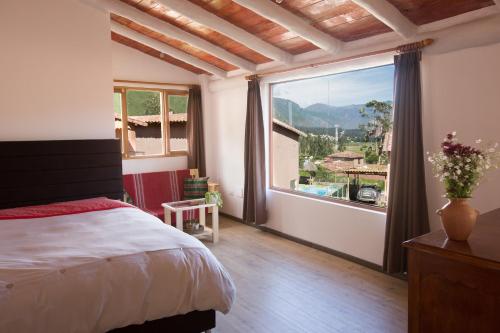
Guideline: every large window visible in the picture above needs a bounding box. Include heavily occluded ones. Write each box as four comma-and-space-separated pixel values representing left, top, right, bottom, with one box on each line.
114, 87, 188, 158
270, 65, 394, 208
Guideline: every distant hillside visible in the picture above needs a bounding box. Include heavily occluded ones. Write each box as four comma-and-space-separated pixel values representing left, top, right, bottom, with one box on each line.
273, 97, 388, 131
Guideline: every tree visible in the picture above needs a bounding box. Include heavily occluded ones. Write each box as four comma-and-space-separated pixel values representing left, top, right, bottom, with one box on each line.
358, 100, 393, 163
143, 94, 161, 115
299, 134, 335, 161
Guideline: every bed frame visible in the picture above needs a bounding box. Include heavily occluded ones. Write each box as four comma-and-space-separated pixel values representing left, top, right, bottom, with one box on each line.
0, 139, 216, 333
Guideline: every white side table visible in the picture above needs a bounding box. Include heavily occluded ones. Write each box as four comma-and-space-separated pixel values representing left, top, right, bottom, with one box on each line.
162, 199, 219, 243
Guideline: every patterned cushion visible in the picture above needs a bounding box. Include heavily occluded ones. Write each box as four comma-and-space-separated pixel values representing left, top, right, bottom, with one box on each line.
184, 177, 209, 199
123, 170, 199, 223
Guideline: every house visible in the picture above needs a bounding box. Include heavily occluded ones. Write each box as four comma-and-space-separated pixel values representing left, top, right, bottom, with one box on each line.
115, 112, 188, 154
272, 119, 305, 189
323, 151, 365, 171
2, 0, 500, 332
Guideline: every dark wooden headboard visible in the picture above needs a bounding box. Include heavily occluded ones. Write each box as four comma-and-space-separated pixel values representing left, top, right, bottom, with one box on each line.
0, 139, 123, 209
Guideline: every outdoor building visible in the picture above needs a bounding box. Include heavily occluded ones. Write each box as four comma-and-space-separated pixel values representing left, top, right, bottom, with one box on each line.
272, 119, 306, 190
322, 151, 365, 172
115, 112, 188, 154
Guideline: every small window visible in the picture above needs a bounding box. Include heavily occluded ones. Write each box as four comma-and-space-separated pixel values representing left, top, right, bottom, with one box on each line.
113, 87, 189, 158
113, 91, 124, 152
270, 64, 394, 209
168, 95, 188, 152
126, 90, 164, 157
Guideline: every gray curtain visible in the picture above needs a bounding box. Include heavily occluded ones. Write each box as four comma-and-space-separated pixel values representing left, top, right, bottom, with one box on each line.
187, 85, 206, 176
243, 78, 267, 225
384, 51, 430, 274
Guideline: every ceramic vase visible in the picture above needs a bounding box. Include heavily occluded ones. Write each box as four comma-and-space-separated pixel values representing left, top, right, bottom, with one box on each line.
437, 199, 479, 241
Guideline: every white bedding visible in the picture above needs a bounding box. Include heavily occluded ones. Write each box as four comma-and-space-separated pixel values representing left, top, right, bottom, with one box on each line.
0, 207, 235, 333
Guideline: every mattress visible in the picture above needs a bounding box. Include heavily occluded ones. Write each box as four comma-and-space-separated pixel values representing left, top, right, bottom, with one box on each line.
0, 199, 235, 333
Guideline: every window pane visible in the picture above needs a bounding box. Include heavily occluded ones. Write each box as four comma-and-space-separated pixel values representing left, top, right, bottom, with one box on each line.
113, 92, 124, 153
168, 95, 188, 151
271, 64, 394, 208
126, 90, 163, 157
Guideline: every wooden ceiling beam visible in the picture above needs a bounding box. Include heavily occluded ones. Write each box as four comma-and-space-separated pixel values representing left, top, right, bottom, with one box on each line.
100, 0, 256, 72
232, 0, 343, 54
153, 0, 293, 64
351, 0, 418, 39
111, 21, 228, 78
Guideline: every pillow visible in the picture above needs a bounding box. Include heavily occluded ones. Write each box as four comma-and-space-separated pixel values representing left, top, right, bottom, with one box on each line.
184, 177, 209, 200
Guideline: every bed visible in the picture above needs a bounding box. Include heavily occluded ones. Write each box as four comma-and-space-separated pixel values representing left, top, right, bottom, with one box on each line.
0, 139, 235, 333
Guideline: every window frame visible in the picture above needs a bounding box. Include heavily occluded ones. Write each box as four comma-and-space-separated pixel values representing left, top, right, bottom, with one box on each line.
268, 75, 389, 213
114, 86, 189, 160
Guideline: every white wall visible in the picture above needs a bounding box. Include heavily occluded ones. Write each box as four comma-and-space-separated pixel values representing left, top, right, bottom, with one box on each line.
422, 42, 500, 230
204, 78, 248, 217
205, 39, 500, 266
111, 42, 200, 174
0, 0, 114, 140
122, 156, 187, 174
112, 42, 200, 84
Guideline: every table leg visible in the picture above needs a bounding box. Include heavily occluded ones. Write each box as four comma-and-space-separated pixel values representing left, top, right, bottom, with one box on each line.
176, 211, 183, 231
199, 208, 205, 226
212, 206, 219, 243
165, 208, 171, 225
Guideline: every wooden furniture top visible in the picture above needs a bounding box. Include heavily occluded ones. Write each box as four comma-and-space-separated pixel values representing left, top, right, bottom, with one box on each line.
403, 208, 500, 268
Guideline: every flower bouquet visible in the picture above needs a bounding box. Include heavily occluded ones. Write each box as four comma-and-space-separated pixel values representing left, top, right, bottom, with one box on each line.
427, 132, 499, 240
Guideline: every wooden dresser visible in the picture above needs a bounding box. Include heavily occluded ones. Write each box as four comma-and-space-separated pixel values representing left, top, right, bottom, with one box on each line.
403, 208, 500, 333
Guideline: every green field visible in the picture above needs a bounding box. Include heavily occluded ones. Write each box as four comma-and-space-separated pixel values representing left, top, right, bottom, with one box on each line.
344, 142, 378, 154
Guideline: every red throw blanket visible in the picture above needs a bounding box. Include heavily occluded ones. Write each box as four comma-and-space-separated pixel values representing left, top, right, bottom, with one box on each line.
0, 197, 132, 220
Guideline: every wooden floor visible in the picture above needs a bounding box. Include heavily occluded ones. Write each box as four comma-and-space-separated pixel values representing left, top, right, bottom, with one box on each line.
204, 217, 408, 333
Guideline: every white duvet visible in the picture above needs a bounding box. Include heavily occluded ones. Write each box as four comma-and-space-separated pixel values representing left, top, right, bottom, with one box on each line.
0, 207, 235, 333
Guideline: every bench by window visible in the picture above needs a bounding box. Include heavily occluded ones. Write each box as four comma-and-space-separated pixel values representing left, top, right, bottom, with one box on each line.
114, 87, 188, 159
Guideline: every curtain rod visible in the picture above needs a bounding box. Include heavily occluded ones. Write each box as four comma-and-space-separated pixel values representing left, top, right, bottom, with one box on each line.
245, 38, 434, 81
113, 79, 198, 88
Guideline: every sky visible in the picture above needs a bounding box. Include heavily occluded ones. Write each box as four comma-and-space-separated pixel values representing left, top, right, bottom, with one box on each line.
272, 64, 394, 108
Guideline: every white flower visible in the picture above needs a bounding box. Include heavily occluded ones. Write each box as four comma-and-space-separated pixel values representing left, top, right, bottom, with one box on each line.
456, 169, 462, 175
452, 131, 457, 136
476, 139, 482, 144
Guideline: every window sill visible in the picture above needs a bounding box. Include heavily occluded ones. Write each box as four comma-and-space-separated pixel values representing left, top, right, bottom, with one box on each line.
270, 186, 387, 214
122, 151, 188, 160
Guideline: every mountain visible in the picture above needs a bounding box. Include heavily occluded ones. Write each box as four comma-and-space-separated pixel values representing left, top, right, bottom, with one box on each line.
272, 97, 373, 130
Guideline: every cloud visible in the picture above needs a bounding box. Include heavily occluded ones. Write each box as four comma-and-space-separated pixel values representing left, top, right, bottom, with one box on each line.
272, 64, 394, 107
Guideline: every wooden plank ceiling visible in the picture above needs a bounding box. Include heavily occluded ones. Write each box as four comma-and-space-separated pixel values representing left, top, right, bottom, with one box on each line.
386, 0, 495, 25
111, 0, 498, 75
111, 31, 210, 74
273, 0, 392, 41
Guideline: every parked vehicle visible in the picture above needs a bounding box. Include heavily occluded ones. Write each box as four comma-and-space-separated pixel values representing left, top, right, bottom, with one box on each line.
356, 184, 380, 203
